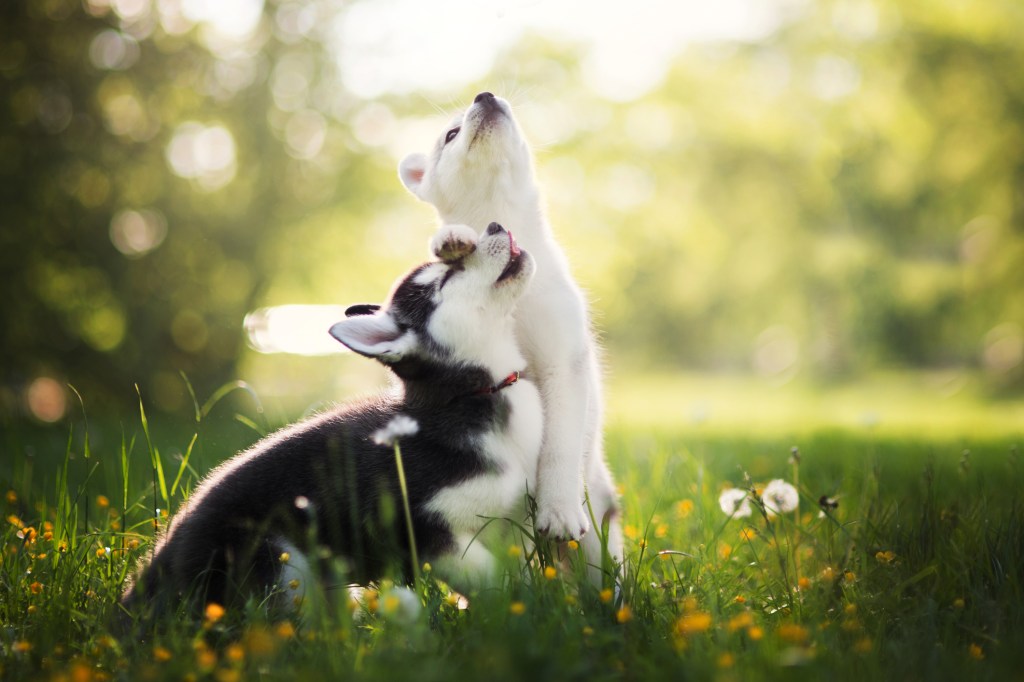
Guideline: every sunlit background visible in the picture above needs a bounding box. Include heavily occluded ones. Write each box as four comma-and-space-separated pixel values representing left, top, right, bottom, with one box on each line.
2, 0, 1022, 434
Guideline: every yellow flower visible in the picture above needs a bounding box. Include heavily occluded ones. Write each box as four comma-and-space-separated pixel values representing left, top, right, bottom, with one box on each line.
734, 595, 746, 604
740, 527, 757, 541
582, 626, 594, 636
681, 595, 699, 612
96, 495, 110, 509
288, 579, 301, 590
204, 602, 226, 623
674, 499, 694, 518
127, 538, 140, 550
727, 612, 754, 632
42, 531, 53, 542
675, 612, 712, 636
196, 647, 217, 669
567, 540, 579, 551
747, 625, 764, 640
96, 547, 108, 558
215, 670, 240, 682
26, 605, 37, 615
624, 524, 638, 540
875, 550, 896, 564
853, 637, 873, 654
968, 643, 984, 660
7, 514, 23, 528
717, 652, 735, 668
243, 626, 277, 658
654, 523, 669, 539
445, 592, 460, 607
599, 588, 614, 603
564, 594, 577, 606
844, 571, 856, 584
543, 566, 557, 580
718, 543, 732, 559
777, 623, 810, 644
275, 621, 296, 639
29, 581, 43, 594
616, 605, 632, 623
821, 566, 836, 582
953, 598, 965, 609
507, 545, 522, 558
509, 601, 526, 615
279, 552, 290, 563
153, 646, 173, 662
13, 640, 32, 653
798, 576, 811, 590
5, 490, 17, 505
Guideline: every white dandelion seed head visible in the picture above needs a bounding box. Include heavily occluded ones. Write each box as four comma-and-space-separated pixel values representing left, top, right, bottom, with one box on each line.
718, 488, 752, 518
762, 479, 799, 516
372, 414, 420, 446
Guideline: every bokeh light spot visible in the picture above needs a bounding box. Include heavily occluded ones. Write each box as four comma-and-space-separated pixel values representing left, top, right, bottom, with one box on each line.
245, 305, 349, 356
110, 208, 168, 258
166, 122, 238, 191
89, 30, 140, 71
26, 378, 67, 423
81, 305, 127, 351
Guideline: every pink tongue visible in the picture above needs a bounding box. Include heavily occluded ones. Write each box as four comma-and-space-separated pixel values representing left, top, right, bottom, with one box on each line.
508, 230, 521, 257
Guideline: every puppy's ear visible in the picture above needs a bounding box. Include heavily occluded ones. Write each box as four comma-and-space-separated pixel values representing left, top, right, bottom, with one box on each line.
399, 153, 428, 196
329, 313, 414, 363
345, 304, 381, 317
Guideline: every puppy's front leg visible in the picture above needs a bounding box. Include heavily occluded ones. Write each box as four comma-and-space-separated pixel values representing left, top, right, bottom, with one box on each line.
533, 351, 592, 541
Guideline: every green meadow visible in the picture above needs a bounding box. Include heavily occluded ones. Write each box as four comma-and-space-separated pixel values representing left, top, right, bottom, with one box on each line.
2, 376, 1022, 682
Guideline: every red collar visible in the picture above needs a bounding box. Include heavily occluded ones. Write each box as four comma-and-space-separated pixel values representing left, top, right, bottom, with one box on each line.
476, 371, 521, 395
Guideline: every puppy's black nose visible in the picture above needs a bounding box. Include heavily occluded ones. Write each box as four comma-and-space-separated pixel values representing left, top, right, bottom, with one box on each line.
474, 92, 495, 103
486, 222, 505, 235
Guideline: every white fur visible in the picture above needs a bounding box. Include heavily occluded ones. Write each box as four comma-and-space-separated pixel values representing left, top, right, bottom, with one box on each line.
399, 94, 624, 579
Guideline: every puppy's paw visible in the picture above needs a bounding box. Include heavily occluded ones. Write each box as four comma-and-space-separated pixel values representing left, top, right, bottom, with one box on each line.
535, 498, 590, 542
431, 223, 478, 262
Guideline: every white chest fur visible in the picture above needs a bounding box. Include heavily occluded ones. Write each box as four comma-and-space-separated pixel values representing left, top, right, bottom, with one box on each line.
425, 380, 542, 533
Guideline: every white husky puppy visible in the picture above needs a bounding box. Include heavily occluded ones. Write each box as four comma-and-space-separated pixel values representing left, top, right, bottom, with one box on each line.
398, 92, 623, 579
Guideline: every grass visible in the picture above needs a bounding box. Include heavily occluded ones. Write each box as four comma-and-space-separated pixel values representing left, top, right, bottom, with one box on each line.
1, 384, 1023, 682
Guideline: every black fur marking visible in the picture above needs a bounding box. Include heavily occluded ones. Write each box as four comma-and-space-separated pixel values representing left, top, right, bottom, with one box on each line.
345, 304, 381, 317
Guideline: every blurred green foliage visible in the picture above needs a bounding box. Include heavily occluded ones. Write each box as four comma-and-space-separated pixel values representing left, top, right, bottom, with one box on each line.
2, 0, 1022, 421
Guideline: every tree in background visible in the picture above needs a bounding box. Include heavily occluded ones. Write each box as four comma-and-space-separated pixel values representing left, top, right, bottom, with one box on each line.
0, 0, 363, 417
2, 0, 1022, 423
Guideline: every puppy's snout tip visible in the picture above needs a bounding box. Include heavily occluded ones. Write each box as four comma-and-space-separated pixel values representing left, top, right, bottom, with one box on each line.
474, 91, 495, 103
485, 222, 505, 235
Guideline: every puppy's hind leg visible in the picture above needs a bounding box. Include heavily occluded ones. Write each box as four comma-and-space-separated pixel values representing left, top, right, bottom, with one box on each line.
581, 461, 624, 589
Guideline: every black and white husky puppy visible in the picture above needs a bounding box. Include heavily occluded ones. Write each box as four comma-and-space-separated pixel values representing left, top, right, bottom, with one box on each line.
121, 223, 540, 618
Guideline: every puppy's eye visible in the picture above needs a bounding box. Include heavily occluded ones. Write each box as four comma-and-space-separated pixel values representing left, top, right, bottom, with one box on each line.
444, 127, 460, 145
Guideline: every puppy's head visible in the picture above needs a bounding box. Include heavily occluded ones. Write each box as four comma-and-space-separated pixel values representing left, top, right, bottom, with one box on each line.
398, 93, 534, 217
329, 223, 533, 377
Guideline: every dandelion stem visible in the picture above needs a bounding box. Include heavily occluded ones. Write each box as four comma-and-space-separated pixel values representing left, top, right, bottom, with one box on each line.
393, 441, 421, 583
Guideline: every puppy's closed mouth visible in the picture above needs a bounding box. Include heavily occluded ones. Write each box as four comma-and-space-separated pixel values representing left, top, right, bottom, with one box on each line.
496, 232, 524, 283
